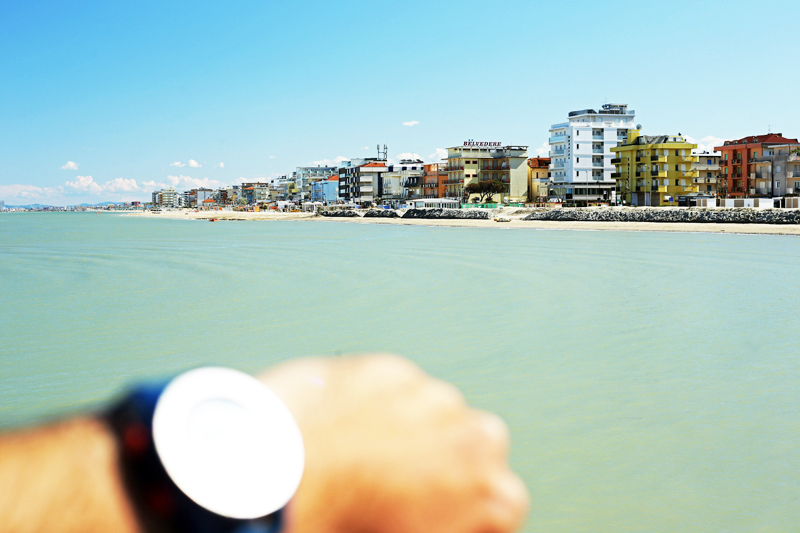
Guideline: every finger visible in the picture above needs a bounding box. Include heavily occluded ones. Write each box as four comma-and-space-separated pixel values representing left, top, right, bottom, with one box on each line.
477, 472, 529, 533
467, 410, 511, 460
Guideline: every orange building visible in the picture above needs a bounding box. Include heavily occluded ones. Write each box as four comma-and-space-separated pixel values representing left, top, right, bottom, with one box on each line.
715, 134, 799, 197
423, 163, 448, 198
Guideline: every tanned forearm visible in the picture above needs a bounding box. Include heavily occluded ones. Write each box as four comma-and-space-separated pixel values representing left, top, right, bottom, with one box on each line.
0, 417, 140, 533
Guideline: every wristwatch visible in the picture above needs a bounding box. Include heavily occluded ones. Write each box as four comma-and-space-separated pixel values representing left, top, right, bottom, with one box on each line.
105, 367, 305, 533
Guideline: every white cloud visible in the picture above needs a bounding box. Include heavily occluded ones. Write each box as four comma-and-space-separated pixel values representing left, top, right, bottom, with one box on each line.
428, 148, 447, 161
188, 159, 201, 168
0, 184, 60, 201
169, 161, 185, 167
533, 141, 549, 156
59, 161, 79, 170
361, 146, 370, 150
311, 156, 348, 167
685, 135, 724, 155
104, 178, 140, 192
269, 155, 275, 159
65, 175, 102, 193
167, 175, 221, 188
402, 121, 419, 127
215, 162, 225, 168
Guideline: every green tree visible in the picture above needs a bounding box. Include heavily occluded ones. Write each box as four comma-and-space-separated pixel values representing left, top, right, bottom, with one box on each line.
464, 180, 507, 203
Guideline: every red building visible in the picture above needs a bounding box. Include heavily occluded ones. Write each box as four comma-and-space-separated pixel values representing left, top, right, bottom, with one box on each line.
715, 134, 799, 197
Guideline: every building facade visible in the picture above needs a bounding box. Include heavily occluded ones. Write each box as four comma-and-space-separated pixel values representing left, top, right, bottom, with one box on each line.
527, 157, 551, 202
152, 188, 182, 208
692, 152, 721, 196
338, 159, 388, 205
714, 134, 799, 197
611, 131, 699, 206
445, 142, 528, 203
294, 166, 337, 200
310, 176, 339, 203
549, 104, 636, 205
751, 144, 800, 197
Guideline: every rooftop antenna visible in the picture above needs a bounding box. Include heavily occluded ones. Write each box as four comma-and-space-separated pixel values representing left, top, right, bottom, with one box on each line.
768, 124, 771, 133
377, 144, 387, 160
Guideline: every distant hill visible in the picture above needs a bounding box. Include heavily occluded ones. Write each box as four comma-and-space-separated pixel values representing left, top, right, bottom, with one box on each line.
6, 201, 125, 209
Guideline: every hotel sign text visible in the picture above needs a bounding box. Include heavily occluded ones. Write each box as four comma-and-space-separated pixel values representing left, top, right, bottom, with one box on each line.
463, 141, 502, 147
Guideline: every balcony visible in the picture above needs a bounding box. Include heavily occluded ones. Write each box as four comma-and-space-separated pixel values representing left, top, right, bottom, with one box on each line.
682, 156, 694, 162
719, 159, 728, 165
635, 156, 642, 162
592, 148, 604, 154
611, 172, 621, 178
592, 134, 604, 140
610, 158, 622, 165
549, 136, 566, 144
651, 155, 667, 162
592, 161, 604, 167
550, 162, 565, 169
651, 170, 666, 178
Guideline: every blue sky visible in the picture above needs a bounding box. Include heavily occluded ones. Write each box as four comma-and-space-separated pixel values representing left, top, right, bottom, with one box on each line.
2, 0, 799, 205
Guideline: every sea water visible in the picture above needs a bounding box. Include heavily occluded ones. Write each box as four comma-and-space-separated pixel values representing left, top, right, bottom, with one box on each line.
1, 212, 799, 531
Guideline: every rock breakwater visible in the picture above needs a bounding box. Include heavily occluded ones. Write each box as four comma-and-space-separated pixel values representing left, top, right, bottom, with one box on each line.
402, 208, 489, 220
523, 208, 800, 225
363, 209, 400, 218
319, 210, 362, 217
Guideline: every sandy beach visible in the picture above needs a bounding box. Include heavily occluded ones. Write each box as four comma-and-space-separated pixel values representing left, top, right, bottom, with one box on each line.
124, 209, 800, 236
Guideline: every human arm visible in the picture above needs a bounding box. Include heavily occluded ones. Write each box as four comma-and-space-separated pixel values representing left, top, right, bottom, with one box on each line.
0, 416, 141, 533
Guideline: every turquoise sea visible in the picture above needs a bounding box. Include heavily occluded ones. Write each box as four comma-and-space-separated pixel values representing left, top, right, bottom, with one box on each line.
2, 212, 799, 531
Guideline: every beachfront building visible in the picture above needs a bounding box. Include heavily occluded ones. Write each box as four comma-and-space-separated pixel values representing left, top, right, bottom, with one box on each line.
152, 188, 182, 208
423, 163, 448, 199
310, 176, 339, 203
611, 131, 699, 206
549, 103, 636, 205
338, 158, 388, 205
294, 166, 337, 200
240, 182, 271, 204
714, 134, 799, 197
750, 144, 800, 197
692, 152, 721, 196
527, 157, 551, 203
445, 142, 528, 203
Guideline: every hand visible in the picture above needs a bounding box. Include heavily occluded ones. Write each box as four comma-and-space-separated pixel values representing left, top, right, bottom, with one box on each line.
258, 354, 528, 533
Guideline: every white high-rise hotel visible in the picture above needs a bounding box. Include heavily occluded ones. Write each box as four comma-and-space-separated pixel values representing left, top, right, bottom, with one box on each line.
549, 104, 637, 204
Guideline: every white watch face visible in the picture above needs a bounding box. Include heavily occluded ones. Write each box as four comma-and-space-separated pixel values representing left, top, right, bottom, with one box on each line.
152, 367, 305, 519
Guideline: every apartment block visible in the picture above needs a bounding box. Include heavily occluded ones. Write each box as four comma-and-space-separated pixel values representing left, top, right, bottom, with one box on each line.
549, 104, 636, 205
445, 142, 528, 203
611, 131, 699, 206
338, 158, 387, 205
527, 157, 551, 202
692, 152, 721, 196
714, 134, 799, 197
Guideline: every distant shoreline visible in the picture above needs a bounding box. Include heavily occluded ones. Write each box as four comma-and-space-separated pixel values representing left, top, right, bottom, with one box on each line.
122, 209, 800, 236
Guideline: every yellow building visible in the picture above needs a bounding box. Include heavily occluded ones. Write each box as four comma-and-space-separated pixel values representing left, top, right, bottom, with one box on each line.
526, 157, 551, 203
611, 131, 699, 206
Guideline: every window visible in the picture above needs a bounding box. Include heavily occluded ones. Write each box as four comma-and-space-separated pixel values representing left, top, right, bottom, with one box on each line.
707, 172, 712, 178
576, 131, 579, 136
577, 157, 580, 163
776, 165, 781, 173
675, 165, 679, 171
754, 151, 758, 158
675, 150, 679, 156
675, 179, 679, 186
576, 171, 579, 177
577, 144, 580, 149
707, 159, 712, 165
681, 179, 686, 187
